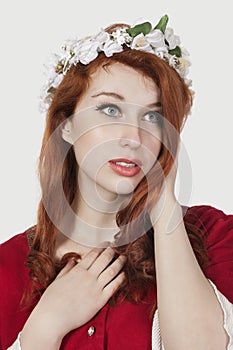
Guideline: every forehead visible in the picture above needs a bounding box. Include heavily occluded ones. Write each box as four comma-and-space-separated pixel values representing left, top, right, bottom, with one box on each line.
86, 62, 160, 105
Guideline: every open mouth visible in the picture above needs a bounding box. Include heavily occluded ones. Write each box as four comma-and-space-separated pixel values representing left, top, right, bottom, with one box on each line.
109, 158, 142, 177
113, 161, 137, 168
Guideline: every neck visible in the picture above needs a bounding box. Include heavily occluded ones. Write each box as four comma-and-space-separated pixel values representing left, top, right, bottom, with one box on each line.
58, 172, 132, 248
72, 192, 119, 231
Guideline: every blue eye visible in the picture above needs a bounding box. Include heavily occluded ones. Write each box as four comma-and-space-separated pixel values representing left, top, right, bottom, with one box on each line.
96, 104, 121, 118
143, 111, 163, 124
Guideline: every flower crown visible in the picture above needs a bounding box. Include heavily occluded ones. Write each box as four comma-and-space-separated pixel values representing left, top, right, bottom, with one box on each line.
39, 15, 191, 114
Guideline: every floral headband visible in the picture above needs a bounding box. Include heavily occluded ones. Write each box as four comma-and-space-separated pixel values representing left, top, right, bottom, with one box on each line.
39, 15, 191, 114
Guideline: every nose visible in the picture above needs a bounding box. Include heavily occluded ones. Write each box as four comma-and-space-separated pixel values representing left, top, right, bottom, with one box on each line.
119, 124, 141, 149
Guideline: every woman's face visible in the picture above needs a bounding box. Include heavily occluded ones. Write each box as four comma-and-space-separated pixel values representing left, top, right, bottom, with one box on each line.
63, 62, 162, 201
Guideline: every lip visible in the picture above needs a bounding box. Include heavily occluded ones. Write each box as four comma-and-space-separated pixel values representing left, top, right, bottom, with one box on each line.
109, 158, 142, 177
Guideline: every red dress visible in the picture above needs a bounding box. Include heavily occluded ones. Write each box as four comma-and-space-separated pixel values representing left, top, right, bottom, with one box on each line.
0, 205, 233, 350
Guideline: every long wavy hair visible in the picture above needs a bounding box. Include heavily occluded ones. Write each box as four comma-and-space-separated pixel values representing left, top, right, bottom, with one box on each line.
25, 34, 208, 306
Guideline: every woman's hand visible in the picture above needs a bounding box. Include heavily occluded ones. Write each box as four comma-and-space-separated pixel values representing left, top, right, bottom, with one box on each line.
150, 158, 177, 219
150, 156, 183, 235
20, 247, 125, 348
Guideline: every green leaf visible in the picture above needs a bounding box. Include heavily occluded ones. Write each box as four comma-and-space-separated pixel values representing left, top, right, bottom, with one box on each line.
169, 46, 182, 57
154, 14, 169, 34
126, 22, 152, 37
47, 86, 56, 94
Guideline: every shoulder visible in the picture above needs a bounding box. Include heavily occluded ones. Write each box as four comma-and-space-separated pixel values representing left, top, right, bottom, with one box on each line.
184, 204, 233, 232
185, 205, 233, 302
184, 204, 233, 256
0, 227, 36, 304
184, 204, 233, 249
0, 226, 35, 277
0, 227, 34, 259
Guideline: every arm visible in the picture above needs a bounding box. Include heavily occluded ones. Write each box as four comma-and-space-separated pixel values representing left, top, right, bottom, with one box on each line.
150, 165, 229, 350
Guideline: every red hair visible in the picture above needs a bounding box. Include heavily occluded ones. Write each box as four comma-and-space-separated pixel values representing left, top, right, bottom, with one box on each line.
25, 46, 208, 306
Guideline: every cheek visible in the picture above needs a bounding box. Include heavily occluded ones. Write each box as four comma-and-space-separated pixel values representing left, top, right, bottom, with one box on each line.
72, 131, 98, 168
142, 131, 162, 158
72, 128, 115, 170
140, 131, 162, 177
72, 135, 90, 165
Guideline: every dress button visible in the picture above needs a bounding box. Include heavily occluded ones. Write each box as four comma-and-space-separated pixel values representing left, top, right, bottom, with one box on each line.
88, 326, 96, 336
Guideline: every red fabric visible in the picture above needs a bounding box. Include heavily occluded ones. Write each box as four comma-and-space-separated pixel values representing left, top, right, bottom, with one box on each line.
184, 205, 233, 302
0, 233, 35, 350
0, 205, 233, 349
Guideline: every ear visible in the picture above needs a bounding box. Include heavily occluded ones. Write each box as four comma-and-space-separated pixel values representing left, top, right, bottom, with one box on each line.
61, 120, 73, 144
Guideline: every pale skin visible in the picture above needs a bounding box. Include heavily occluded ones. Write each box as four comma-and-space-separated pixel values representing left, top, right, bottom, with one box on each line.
20, 63, 228, 349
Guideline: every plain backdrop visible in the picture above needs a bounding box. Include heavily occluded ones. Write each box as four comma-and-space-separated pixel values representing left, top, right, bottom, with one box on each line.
0, 0, 232, 243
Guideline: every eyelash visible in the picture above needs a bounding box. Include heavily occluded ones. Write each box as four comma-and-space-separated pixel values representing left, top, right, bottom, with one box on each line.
143, 111, 163, 125
95, 102, 163, 125
95, 103, 122, 118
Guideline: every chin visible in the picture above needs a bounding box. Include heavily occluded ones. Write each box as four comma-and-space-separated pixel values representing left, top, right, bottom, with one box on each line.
114, 178, 139, 195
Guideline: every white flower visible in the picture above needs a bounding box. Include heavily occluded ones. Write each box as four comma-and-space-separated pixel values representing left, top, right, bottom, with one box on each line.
102, 39, 123, 57
169, 55, 179, 69
168, 55, 190, 78
111, 28, 131, 45
154, 46, 169, 59
176, 57, 190, 76
145, 29, 165, 48
38, 98, 50, 115
47, 53, 61, 68
165, 27, 180, 50
78, 39, 99, 64
185, 78, 192, 88
131, 33, 153, 53
94, 30, 110, 46
52, 74, 64, 88
59, 47, 73, 66
180, 46, 190, 59
116, 34, 126, 45
67, 40, 81, 66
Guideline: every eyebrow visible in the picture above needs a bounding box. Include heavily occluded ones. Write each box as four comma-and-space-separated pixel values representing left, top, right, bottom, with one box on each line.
91, 91, 161, 108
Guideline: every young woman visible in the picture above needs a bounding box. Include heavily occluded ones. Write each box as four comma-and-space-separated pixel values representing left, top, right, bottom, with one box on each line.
0, 15, 233, 350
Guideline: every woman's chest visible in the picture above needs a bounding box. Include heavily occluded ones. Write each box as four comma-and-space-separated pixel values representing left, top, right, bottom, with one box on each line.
60, 293, 155, 350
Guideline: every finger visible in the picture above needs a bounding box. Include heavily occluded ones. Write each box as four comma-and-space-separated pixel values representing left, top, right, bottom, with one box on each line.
102, 271, 125, 300
78, 247, 104, 270
88, 247, 116, 276
56, 259, 76, 279
98, 255, 126, 288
